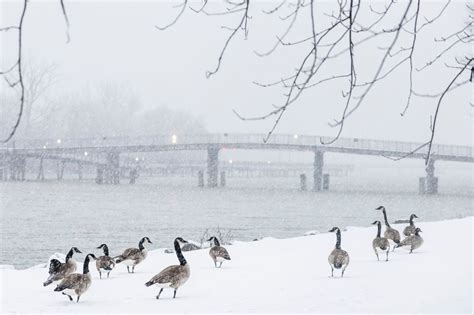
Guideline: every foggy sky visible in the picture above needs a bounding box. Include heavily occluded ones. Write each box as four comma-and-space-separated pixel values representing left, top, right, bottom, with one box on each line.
1, 0, 472, 146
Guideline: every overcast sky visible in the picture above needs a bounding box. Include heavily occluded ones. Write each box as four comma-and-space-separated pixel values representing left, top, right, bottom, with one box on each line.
1, 0, 472, 146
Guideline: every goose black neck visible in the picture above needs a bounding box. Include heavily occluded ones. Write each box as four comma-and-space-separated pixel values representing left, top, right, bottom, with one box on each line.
335, 229, 341, 249
102, 245, 109, 256
174, 240, 187, 266
409, 215, 415, 226
376, 223, 381, 238
213, 237, 220, 247
382, 209, 391, 227
65, 248, 74, 262
139, 239, 145, 251
415, 230, 420, 236
83, 255, 92, 274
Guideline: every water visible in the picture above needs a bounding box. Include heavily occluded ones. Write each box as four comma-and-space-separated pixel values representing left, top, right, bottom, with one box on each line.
1, 167, 472, 269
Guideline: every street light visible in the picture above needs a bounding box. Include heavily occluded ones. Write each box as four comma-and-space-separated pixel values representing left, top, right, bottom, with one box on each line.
84, 151, 88, 156
293, 134, 299, 139
56, 139, 62, 144
171, 134, 177, 144
229, 160, 233, 164
135, 157, 139, 161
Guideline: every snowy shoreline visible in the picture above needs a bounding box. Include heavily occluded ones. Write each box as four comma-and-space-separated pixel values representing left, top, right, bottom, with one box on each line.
1, 217, 472, 313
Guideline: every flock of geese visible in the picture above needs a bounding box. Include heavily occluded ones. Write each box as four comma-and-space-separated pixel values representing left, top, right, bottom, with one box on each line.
42, 205, 423, 303
328, 206, 424, 277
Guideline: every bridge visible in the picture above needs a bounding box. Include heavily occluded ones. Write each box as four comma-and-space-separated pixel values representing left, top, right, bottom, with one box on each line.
1, 134, 472, 193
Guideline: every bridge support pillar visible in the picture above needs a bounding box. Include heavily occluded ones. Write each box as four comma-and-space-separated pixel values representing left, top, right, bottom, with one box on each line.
9, 154, 26, 181
207, 146, 219, 187
198, 170, 204, 187
105, 152, 120, 184
78, 162, 83, 180
37, 157, 45, 180
220, 171, 226, 187
129, 167, 138, 184
313, 150, 324, 191
300, 174, 307, 191
425, 159, 438, 194
57, 160, 65, 180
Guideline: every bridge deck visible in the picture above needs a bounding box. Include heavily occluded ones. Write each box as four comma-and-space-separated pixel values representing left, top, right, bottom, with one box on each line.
1, 134, 472, 162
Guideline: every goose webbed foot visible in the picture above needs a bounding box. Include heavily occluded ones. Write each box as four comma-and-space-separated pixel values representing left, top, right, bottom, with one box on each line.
341, 268, 346, 278
76, 296, 80, 303
173, 289, 177, 299
330, 267, 334, 277
62, 292, 73, 301
107, 272, 110, 278
156, 288, 163, 299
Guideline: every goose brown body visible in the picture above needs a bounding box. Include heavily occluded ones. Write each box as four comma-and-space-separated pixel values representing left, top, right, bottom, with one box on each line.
54, 254, 97, 303
95, 244, 115, 279
372, 221, 390, 261
208, 236, 231, 268
328, 227, 350, 277
115, 237, 152, 273
145, 237, 190, 299
403, 214, 419, 236
376, 206, 401, 248
396, 228, 424, 253
43, 247, 82, 287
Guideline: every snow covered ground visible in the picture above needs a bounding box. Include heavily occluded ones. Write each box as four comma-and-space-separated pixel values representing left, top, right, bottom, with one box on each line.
1, 217, 472, 313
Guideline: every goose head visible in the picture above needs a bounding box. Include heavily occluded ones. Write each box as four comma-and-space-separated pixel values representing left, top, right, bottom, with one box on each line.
411, 214, 419, 219
415, 228, 422, 233
328, 227, 340, 233
141, 237, 152, 244
375, 206, 385, 211
71, 247, 82, 254
96, 244, 107, 249
175, 237, 188, 245
372, 220, 381, 226
87, 253, 98, 260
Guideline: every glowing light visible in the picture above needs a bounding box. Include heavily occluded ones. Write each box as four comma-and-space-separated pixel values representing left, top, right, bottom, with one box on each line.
56, 139, 62, 144
267, 161, 271, 164
43, 145, 47, 149
171, 134, 177, 144
84, 151, 88, 156
135, 157, 139, 161
293, 134, 299, 139
229, 160, 233, 164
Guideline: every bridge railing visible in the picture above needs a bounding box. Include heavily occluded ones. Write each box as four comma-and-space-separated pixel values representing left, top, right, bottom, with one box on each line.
1, 134, 472, 159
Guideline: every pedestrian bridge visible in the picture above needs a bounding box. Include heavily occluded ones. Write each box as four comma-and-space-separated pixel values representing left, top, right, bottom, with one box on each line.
1, 134, 472, 193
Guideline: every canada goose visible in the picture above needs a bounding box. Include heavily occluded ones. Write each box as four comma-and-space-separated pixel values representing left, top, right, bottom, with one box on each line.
54, 253, 97, 303
115, 237, 152, 273
328, 227, 350, 277
403, 214, 419, 236
376, 206, 401, 250
43, 247, 82, 286
145, 237, 190, 299
96, 243, 115, 279
372, 221, 390, 261
207, 236, 231, 268
396, 228, 424, 253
